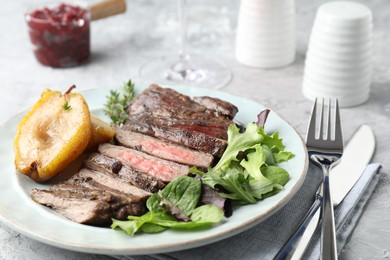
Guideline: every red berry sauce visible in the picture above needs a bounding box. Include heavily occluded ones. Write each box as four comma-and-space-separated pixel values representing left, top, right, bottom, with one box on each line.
26, 3, 90, 68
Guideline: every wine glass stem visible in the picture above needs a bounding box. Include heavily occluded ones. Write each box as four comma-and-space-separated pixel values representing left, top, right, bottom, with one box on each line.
177, 0, 188, 60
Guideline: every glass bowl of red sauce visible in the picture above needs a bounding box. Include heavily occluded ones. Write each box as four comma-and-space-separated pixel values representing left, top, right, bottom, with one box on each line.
25, 3, 90, 68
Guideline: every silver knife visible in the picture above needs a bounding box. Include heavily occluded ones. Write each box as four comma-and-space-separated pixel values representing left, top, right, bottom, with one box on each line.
330, 125, 375, 206
274, 124, 376, 260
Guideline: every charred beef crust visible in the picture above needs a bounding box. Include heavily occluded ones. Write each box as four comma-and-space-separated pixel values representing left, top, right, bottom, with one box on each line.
117, 164, 166, 192
128, 84, 233, 120
192, 96, 238, 119
84, 153, 123, 174
84, 153, 165, 193
127, 116, 230, 139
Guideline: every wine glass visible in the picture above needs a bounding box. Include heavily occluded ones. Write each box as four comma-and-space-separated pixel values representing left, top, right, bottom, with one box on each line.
139, 0, 232, 89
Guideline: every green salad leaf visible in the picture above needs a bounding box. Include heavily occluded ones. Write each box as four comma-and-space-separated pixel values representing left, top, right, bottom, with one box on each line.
198, 122, 295, 204
158, 176, 201, 219
213, 123, 263, 172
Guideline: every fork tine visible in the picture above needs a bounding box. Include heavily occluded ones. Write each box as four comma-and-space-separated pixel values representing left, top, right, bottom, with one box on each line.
334, 99, 343, 145
307, 98, 318, 142
318, 98, 324, 140
326, 98, 331, 140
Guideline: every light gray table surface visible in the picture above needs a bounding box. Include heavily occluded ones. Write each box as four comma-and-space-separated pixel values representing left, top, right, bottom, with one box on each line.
0, 0, 389, 259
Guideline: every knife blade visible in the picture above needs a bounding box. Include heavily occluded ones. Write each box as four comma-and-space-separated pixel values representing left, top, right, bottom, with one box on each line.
274, 124, 375, 260
330, 125, 375, 206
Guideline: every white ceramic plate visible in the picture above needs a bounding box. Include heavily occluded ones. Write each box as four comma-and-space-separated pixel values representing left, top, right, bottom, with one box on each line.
0, 85, 308, 255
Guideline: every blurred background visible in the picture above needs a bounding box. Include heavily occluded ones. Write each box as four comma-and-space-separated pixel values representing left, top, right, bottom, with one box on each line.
1, 0, 388, 125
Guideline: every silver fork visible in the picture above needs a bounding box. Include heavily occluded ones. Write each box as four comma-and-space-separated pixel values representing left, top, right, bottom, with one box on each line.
306, 98, 344, 260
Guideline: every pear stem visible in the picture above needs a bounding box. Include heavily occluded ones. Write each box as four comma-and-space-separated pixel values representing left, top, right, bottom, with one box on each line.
65, 85, 76, 95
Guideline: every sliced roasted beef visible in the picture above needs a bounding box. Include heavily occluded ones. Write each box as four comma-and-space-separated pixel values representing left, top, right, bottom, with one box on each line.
31, 188, 112, 226
192, 96, 238, 119
128, 116, 229, 139
51, 182, 147, 217
117, 163, 166, 192
84, 153, 165, 192
122, 122, 227, 157
98, 143, 189, 183
68, 168, 151, 200
31, 167, 151, 226
83, 152, 123, 174
114, 128, 214, 169
31, 184, 146, 226
126, 84, 236, 142
128, 84, 232, 119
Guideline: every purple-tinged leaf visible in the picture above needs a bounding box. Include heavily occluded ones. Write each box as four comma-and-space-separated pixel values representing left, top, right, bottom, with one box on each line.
256, 109, 270, 127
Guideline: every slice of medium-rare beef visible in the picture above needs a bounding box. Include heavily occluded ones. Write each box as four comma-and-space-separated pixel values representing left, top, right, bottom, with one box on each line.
127, 84, 235, 140
68, 168, 151, 200
84, 153, 165, 193
122, 122, 227, 158
114, 128, 214, 169
31, 185, 146, 226
98, 143, 189, 183
192, 96, 238, 119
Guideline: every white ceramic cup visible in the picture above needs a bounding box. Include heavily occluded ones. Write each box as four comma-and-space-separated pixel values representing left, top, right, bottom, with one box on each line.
302, 1, 373, 107
235, 0, 296, 68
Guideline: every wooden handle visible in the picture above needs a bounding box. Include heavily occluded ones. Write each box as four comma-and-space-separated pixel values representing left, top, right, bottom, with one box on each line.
90, 0, 126, 21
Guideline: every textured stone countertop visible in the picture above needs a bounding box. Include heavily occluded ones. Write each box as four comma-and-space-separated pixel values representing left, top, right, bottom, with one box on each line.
0, 0, 389, 259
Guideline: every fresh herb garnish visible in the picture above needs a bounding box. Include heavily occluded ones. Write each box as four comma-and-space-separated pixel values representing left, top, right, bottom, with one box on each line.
104, 80, 135, 126
62, 101, 72, 111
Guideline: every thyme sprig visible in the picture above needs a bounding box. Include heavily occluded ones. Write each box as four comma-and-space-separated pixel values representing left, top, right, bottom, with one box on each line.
104, 80, 135, 126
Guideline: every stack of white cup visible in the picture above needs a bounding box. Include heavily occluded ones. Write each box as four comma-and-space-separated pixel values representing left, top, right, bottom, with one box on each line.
235, 0, 296, 68
302, 1, 373, 107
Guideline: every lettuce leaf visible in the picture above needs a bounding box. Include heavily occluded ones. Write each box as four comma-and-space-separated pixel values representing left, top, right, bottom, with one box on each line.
213, 123, 263, 172
201, 121, 294, 204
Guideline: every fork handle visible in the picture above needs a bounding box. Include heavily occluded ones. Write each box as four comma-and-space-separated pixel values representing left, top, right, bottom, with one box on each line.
321, 166, 338, 260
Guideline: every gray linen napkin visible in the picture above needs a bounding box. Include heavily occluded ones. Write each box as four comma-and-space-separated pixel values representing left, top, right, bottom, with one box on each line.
113, 163, 381, 260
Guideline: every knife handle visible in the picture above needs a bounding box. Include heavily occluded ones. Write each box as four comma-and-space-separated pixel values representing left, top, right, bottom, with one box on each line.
274, 197, 323, 260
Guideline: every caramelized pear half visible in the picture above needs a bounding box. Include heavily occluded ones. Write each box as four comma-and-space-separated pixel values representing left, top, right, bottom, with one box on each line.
14, 89, 92, 182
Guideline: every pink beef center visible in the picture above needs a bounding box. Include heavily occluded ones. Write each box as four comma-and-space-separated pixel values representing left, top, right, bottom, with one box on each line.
144, 140, 198, 162
117, 151, 181, 181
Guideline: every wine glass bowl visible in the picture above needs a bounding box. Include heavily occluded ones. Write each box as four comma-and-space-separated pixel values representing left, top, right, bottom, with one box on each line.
139, 0, 232, 89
